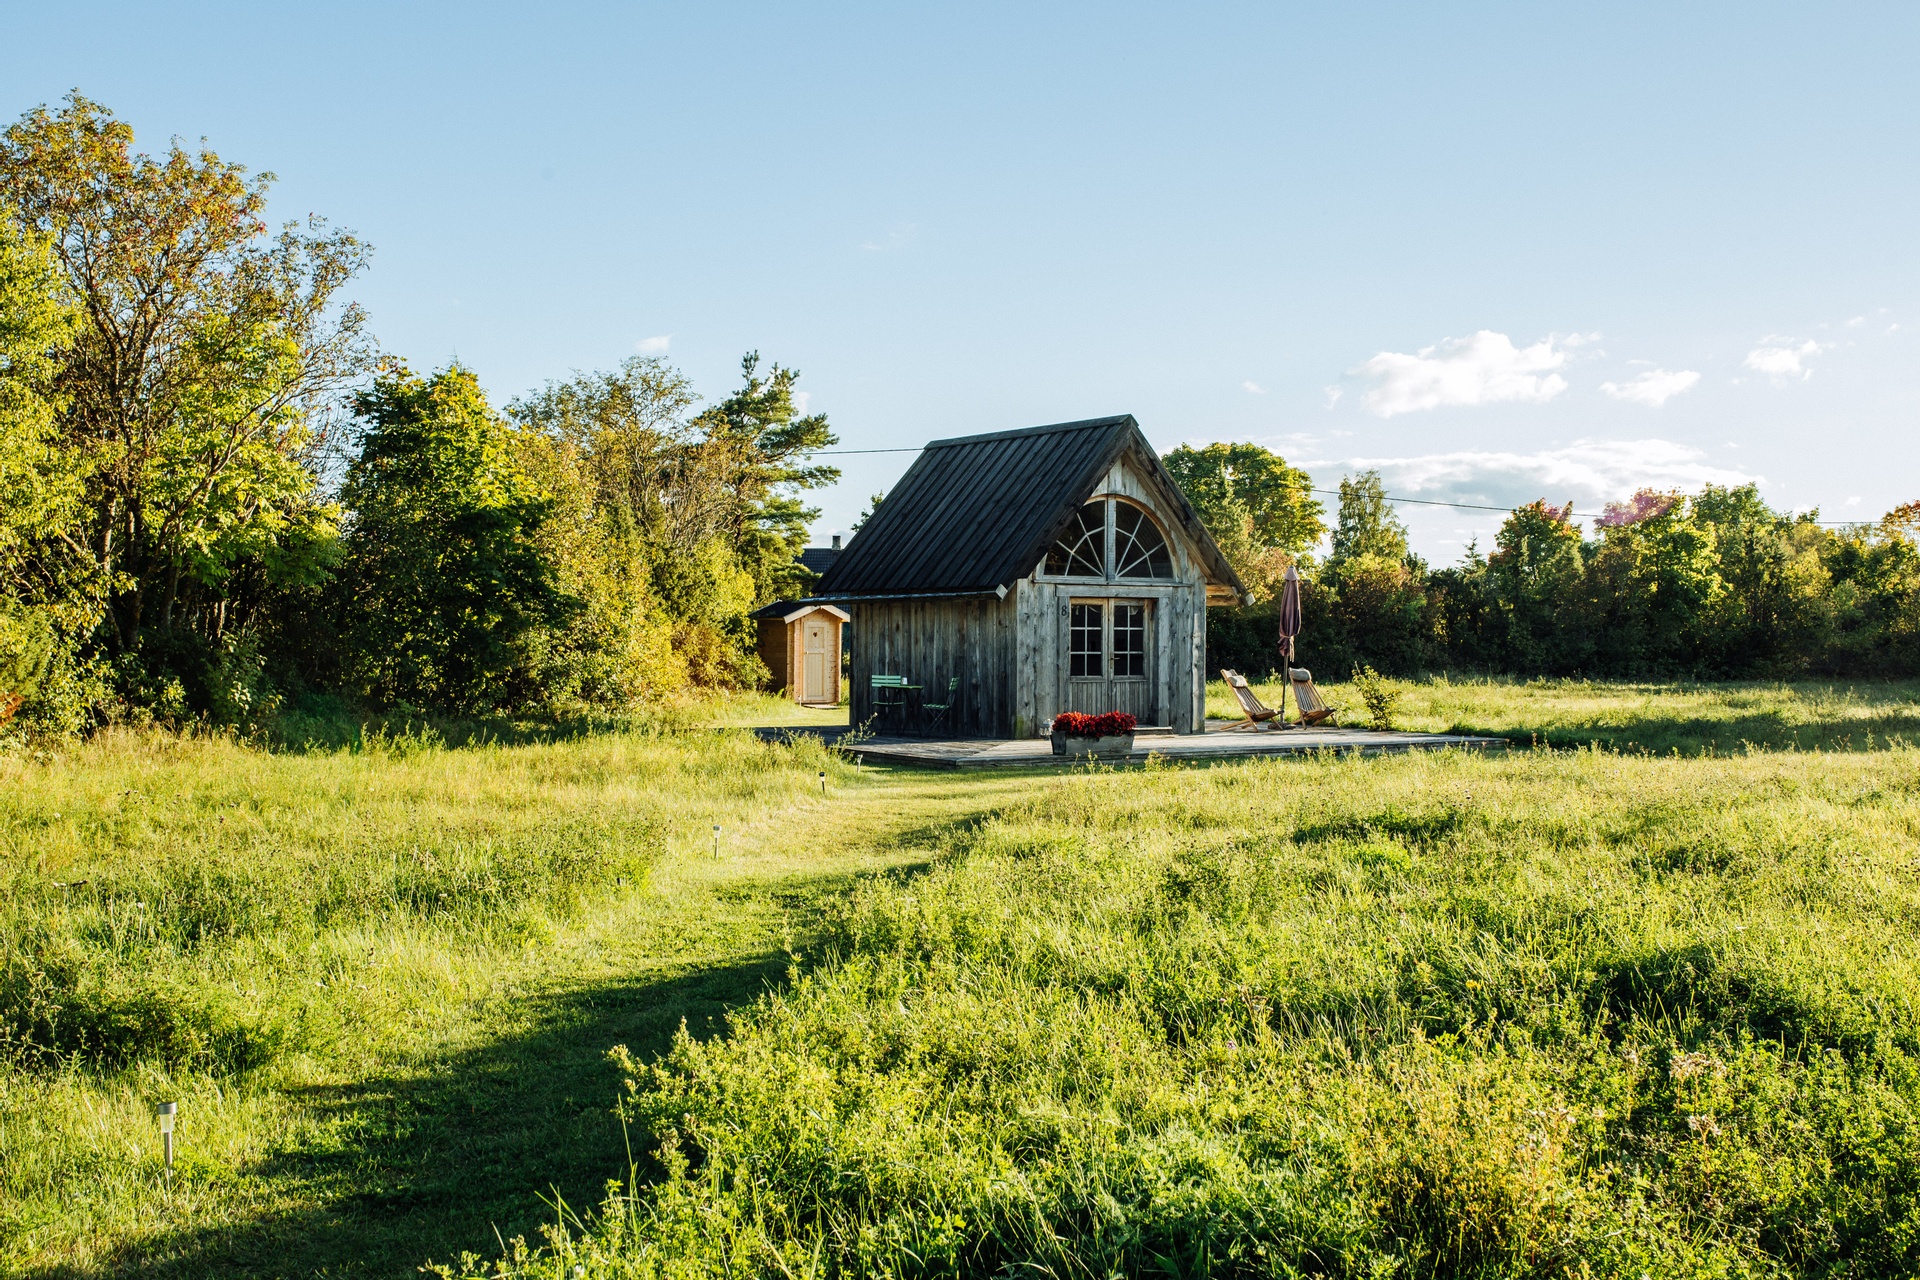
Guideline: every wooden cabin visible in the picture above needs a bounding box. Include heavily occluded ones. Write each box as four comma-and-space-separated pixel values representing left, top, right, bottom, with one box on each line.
753, 601, 849, 705
814, 416, 1244, 736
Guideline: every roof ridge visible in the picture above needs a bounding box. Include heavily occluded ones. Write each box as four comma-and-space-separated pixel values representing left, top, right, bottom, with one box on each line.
923, 415, 1134, 449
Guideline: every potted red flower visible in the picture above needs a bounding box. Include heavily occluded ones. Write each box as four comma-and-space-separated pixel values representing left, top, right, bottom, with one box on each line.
1049, 711, 1137, 758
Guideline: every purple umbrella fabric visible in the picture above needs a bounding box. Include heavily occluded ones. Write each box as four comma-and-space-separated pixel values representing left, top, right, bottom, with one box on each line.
1275, 564, 1302, 724
1276, 564, 1302, 666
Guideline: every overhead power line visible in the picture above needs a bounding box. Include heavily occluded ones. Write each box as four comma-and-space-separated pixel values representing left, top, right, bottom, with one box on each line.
810, 448, 1871, 527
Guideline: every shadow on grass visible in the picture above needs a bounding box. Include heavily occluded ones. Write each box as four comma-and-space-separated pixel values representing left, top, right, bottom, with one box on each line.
38, 955, 789, 1279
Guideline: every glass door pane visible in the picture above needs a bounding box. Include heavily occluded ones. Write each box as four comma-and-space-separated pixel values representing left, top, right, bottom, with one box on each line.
1112, 603, 1145, 677
1069, 603, 1104, 677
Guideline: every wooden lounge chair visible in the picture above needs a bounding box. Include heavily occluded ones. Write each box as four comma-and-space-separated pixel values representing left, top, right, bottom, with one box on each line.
1289, 667, 1336, 726
1220, 669, 1284, 731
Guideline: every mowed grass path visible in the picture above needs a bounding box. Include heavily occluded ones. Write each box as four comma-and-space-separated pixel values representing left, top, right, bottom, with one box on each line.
0, 729, 1030, 1277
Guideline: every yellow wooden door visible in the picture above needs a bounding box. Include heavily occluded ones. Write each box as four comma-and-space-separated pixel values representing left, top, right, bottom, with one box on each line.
803, 621, 831, 702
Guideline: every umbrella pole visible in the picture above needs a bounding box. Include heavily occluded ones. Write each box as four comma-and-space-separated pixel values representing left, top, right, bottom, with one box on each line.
1278, 639, 1289, 726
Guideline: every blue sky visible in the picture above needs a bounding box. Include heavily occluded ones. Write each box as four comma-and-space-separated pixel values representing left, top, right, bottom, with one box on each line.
8, 2, 1916, 558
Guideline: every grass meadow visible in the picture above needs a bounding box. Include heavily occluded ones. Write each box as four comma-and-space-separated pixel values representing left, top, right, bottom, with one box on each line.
3, 681, 1919, 1277
1206, 675, 1920, 755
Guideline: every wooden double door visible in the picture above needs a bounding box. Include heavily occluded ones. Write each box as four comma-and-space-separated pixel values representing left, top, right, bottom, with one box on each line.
1063, 597, 1156, 723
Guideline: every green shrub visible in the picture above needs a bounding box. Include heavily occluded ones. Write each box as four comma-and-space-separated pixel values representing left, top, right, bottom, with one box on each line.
1350, 663, 1403, 730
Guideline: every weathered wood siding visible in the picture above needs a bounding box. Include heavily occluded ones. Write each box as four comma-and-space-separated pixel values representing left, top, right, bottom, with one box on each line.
844, 447, 1219, 738
847, 595, 1018, 736
1009, 451, 1209, 735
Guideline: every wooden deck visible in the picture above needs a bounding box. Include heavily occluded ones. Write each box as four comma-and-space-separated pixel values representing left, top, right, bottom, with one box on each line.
749, 720, 1508, 769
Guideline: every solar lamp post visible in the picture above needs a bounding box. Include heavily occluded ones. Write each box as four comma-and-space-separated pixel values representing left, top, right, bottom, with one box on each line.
156, 1102, 176, 1186
711, 824, 720, 859
818, 770, 827, 798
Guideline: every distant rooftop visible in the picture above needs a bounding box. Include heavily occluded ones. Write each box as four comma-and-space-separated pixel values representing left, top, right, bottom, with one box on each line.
799, 541, 840, 577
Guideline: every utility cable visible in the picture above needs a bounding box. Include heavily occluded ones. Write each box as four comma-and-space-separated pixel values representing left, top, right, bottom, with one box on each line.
809, 448, 1870, 527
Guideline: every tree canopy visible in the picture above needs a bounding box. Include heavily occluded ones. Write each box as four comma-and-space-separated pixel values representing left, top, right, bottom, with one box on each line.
0, 92, 372, 661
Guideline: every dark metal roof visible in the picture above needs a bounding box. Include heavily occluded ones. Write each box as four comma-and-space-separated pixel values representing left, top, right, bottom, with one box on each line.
797, 547, 838, 576
817, 415, 1245, 598
750, 599, 850, 621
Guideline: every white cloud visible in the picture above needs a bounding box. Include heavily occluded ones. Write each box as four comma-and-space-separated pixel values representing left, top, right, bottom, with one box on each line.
635, 334, 672, 354
1322, 385, 1343, 408
1316, 439, 1758, 518
1599, 367, 1701, 407
1353, 330, 1571, 417
793, 391, 811, 415
1242, 380, 1266, 395
1743, 337, 1825, 380
1846, 496, 1862, 507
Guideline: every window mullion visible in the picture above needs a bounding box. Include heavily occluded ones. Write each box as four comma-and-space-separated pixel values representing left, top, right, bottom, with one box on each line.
1105, 500, 1115, 583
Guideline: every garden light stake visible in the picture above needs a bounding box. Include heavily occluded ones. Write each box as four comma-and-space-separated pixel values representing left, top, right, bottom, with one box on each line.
156, 1102, 176, 1187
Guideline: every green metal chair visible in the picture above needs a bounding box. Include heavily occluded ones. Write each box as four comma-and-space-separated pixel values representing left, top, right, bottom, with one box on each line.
870, 674, 910, 732
921, 676, 961, 736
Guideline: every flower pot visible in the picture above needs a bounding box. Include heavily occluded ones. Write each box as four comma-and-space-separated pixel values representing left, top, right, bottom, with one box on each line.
1051, 731, 1135, 758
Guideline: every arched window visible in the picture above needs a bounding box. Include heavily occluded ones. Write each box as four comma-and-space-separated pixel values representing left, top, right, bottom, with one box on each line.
1044, 499, 1175, 579
1113, 502, 1172, 578
1045, 503, 1106, 577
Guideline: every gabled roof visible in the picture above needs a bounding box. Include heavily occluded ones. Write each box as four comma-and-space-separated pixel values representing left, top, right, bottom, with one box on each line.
750, 599, 851, 623
797, 547, 838, 576
817, 415, 1245, 599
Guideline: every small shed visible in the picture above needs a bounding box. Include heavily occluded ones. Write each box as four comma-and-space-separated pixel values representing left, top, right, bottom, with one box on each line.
815, 416, 1245, 736
753, 600, 849, 705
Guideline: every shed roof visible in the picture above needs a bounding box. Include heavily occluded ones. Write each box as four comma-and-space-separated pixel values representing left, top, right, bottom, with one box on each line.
816, 416, 1244, 599
750, 600, 852, 624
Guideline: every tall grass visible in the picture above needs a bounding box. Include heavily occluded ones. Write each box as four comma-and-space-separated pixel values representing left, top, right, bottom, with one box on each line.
445, 744, 1920, 1278
0, 723, 860, 1273
1207, 675, 1920, 754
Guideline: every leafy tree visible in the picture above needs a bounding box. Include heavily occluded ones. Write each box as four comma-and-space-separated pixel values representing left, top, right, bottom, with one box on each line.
1165, 442, 1324, 605
1821, 517, 1920, 674
0, 211, 92, 731
1162, 442, 1324, 557
689, 352, 838, 602
1692, 484, 1831, 673
1488, 501, 1586, 670
1582, 496, 1724, 673
337, 366, 572, 711
0, 93, 372, 664
510, 355, 699, 526
0, 212, 79, 575
1328, 470, 1411, 568
511, 356, 760, 691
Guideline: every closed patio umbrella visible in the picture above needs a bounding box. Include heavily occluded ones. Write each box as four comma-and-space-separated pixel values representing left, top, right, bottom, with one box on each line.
1276, 564, 1301, 722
